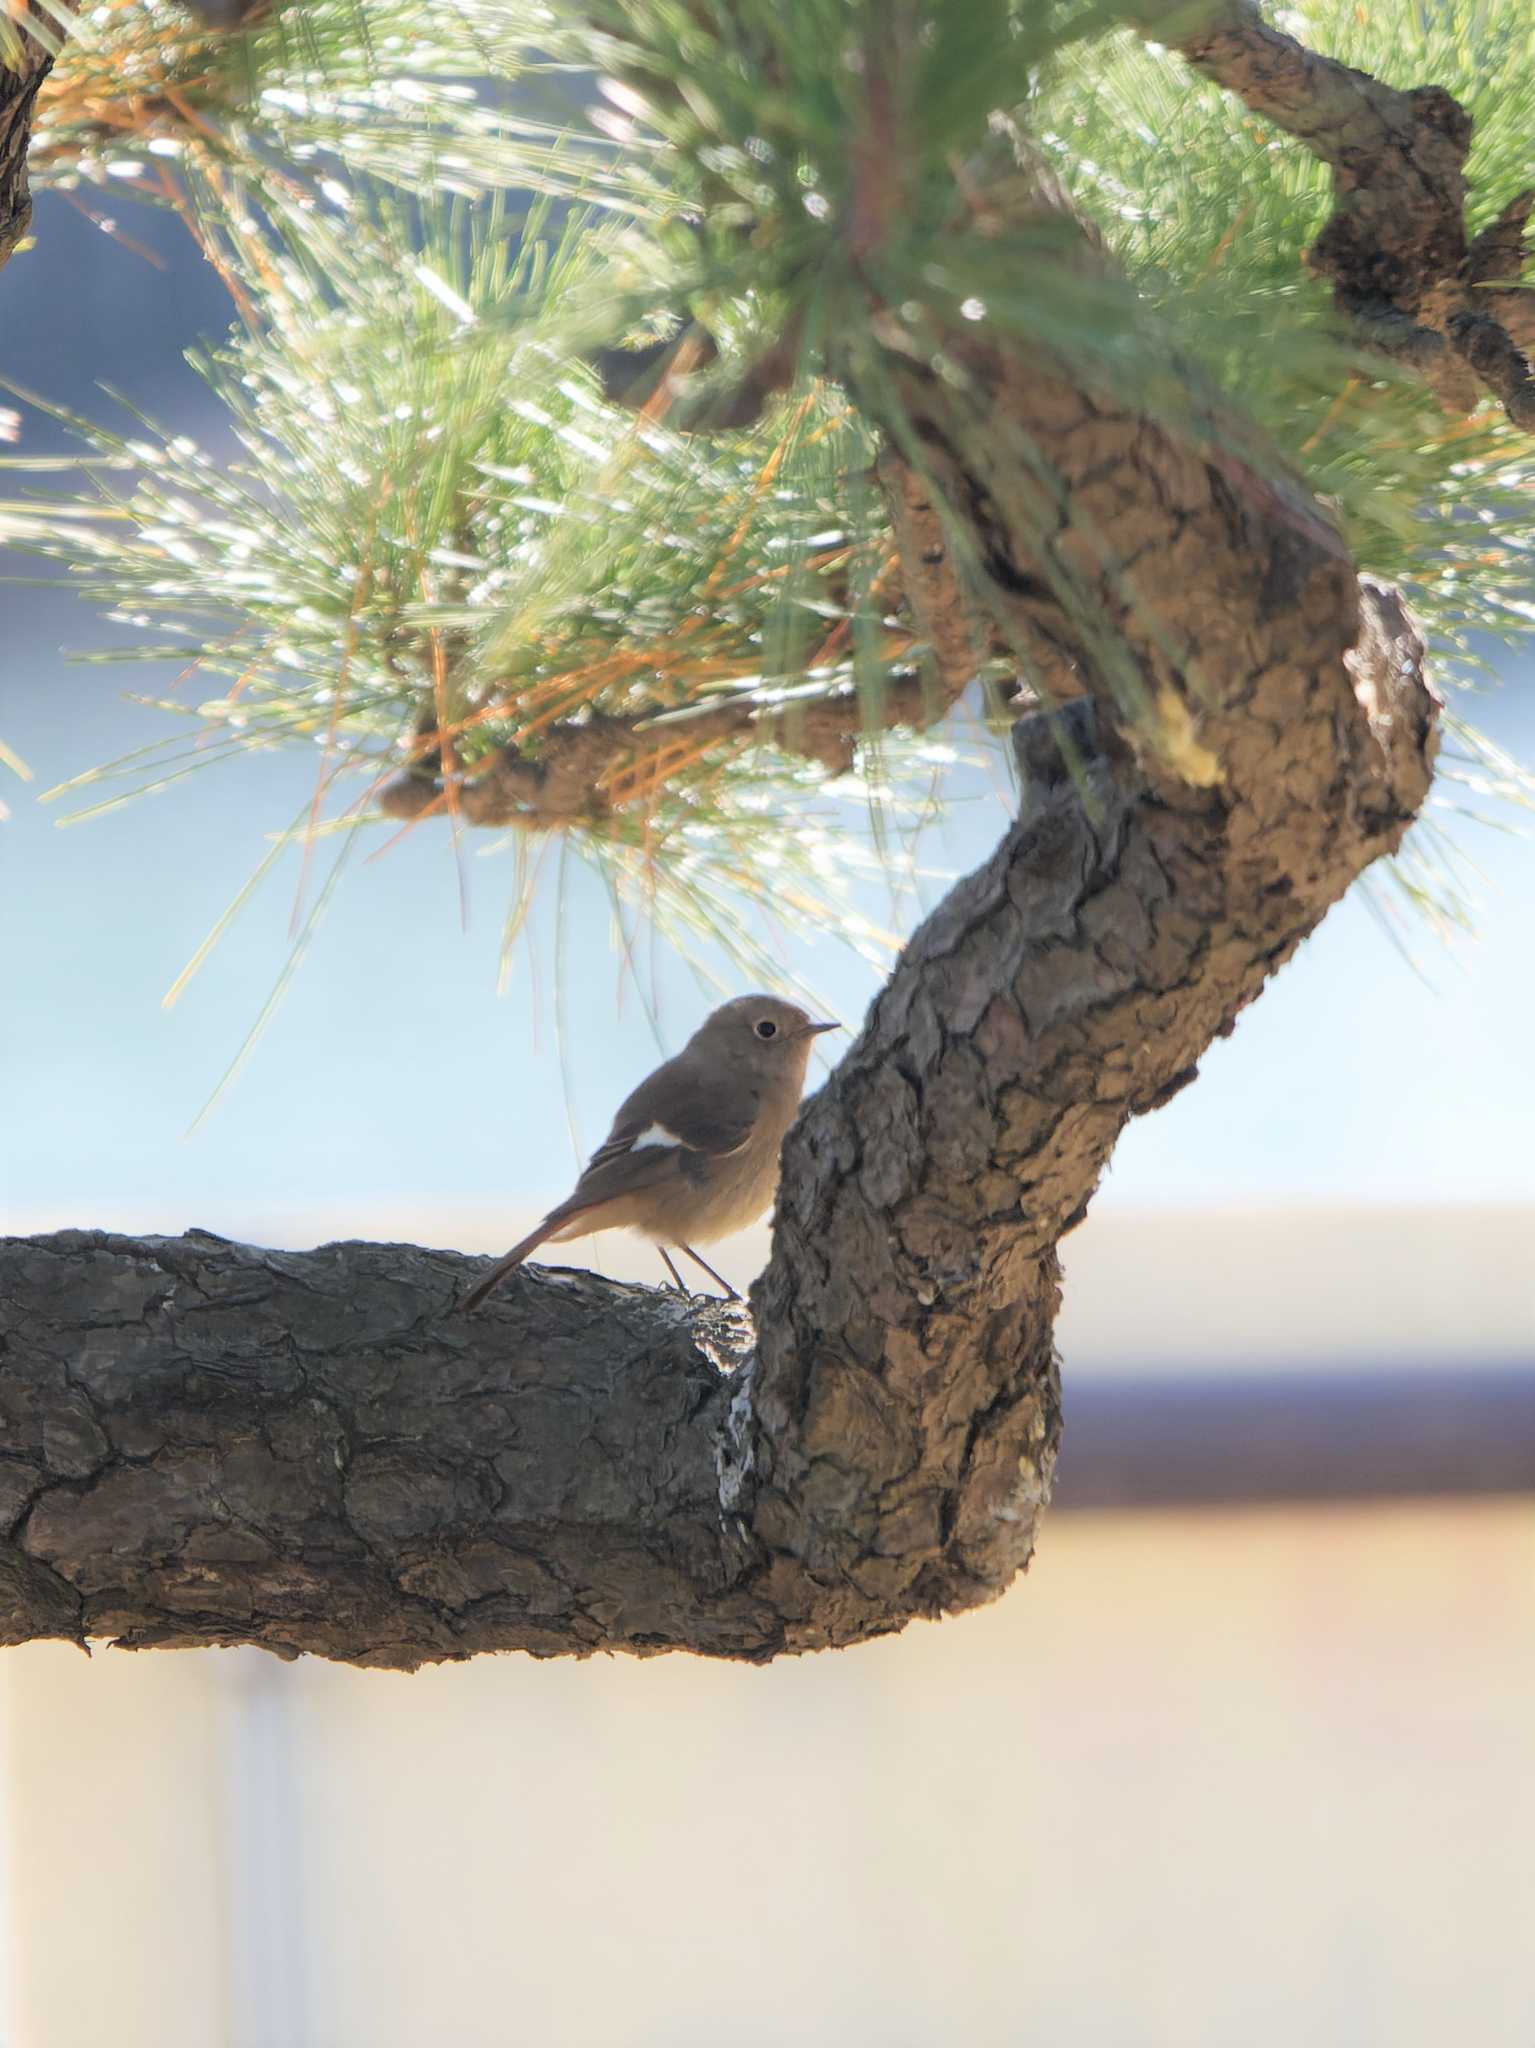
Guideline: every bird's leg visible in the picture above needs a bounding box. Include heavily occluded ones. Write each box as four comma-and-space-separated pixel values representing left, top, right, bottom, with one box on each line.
657, 1245, 691, 1295
678, 1244, 740, 1301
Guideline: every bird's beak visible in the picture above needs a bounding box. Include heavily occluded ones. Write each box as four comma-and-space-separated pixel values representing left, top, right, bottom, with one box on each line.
802, 1019, 840, 1038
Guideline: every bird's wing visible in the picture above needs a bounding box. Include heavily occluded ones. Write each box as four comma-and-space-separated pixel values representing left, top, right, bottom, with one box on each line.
546, 1054, 760, 1221
583, 1053, 759, 1176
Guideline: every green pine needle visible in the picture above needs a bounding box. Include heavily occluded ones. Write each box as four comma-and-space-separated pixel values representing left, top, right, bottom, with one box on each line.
8, 0, 1535, 1021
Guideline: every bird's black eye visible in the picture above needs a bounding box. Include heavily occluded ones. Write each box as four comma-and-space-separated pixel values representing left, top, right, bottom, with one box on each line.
755, 1018, 778, 1040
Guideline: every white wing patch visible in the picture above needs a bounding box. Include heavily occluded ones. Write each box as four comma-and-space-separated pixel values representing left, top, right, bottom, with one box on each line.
630, 1123, 681, 1150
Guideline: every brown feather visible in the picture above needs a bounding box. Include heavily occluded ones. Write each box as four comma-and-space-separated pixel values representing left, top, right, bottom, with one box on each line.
455, 1196, 601, 1313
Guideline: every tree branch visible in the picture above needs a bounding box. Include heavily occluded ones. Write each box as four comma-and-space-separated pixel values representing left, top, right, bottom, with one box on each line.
0, 1234, 764, 1666
377, 454, 983, 823
715, 128, 1439, 1630
0, 21, 52, 272
1164, 0, 1535, 425
1, 590, 1436, 1666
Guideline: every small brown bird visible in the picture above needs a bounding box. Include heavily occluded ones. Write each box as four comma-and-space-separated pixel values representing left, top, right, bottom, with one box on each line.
459, 994, 838, 1311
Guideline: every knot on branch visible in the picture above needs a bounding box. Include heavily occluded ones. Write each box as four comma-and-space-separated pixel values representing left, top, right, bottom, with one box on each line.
1344, 578, 1439, 832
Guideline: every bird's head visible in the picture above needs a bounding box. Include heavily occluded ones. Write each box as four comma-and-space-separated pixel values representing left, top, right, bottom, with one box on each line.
694, 994, 840, 1075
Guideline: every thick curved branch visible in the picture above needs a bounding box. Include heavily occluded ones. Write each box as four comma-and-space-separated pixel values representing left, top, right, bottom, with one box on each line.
0, 587, 1435, 1665
741, 613, 1433, 1624
1165, 0, 1535, 425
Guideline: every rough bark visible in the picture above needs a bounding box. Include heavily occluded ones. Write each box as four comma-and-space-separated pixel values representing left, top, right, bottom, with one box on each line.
4, 1230, 1521, 1670
0, 22, 51, 271
1165, 0, 1535, 425
0, 1235, 761, 1666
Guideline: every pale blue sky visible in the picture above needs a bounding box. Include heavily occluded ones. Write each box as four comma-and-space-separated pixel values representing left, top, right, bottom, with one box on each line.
3, 196, 1533, 1244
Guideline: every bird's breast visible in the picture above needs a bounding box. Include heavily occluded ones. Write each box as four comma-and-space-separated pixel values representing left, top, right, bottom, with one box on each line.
699, 1136, 786, 1237
631, 1119, 792, 1246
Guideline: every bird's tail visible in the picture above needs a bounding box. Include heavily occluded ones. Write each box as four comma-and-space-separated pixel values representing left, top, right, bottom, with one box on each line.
457, 1218, 557, 1313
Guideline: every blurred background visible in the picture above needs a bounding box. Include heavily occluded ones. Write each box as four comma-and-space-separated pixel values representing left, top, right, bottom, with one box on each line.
2, 120, 1534, 2048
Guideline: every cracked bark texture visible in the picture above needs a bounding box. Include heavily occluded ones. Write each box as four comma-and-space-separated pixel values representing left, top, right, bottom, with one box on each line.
0, 1235, 765, 1666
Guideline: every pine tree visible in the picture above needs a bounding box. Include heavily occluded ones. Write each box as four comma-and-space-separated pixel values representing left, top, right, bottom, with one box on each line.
1, 1, 1531, 1665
